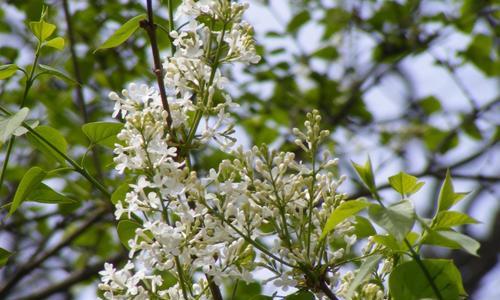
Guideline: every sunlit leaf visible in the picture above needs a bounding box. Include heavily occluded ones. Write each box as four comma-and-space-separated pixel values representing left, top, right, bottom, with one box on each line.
346, 254, 382, 298
352, 158, 376, 193
433, 211, 479, 229
388, 172, 424, 197
0, 107, 29, 143
369, 200, 415, 241
422, 229, 480, 256
29, 20, 56, 41
437, 170, 467, 212
0, 64, 18, 80
322, 199, 370, 238
44, 36, 65, 50
95, 14, 147, 52
389, 259, 466, 300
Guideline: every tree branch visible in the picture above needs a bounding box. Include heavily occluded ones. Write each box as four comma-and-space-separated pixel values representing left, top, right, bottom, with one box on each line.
0, 207, 109, 297
140, 0, 173, 129
15, 251, 127, 300
61, 0, 105, 181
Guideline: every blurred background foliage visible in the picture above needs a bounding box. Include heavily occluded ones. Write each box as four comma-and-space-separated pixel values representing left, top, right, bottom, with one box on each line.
0, 0, 498, 299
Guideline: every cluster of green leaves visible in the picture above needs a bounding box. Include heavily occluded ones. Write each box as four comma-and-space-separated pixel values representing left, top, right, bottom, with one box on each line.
320, 158, 479, 299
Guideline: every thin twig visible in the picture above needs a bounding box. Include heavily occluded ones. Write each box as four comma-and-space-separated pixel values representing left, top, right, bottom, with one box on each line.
0, 207, 109, 297
140, 0, 173, 129
62, 0, 105, 181
16, 251, 127, 300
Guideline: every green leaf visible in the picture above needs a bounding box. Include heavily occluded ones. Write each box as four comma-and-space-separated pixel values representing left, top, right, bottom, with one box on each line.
321, 199, 370, 238
352, 158, 376, 193
29, 20, 56, 41
423, 127, 459, 153
82, 122, 124, 148
368, 200, 416, 241
26, 183, 77, 204
0, 247, 12, 267
0, 107, 29, 143
312, 46, 339, 60
12, 120, 39, 137
422, 230, 480, 256
388, 172, 424, 197
389, 259, 466, 300
0, 64, 18, 80
39, 64, 78, 84
372, 234, 402, 251
418, 96, 442, 115
352, 216, 376, 238
462, 119, 482, 140
287, 11, 310, 33
9, 167, 46, 216
44, 37, 65, 50
95, 14, 147, 52
463, 34, 497, 76
228, 282, 264, 300
285, 290, 314, 300
433, 211, 479, 229
117, 220, 141, 249
437, 170, 466, 212
346, 254, 382, 298
27, 125, 68, 165
111, 182, 129, 205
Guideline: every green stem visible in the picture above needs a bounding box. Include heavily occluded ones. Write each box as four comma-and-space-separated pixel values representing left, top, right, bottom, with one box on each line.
0, 105, 109, 198
161, 195, 189, 300
0, 50, 40, 195
183, 21, 228, 153
167, 0, 176, 56
306, 148, 316, 260
210, 208, 295, 268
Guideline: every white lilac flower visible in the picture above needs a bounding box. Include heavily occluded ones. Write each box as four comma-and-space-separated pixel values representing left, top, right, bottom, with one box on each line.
100, 1, 355, 299
224, 21, 261, 64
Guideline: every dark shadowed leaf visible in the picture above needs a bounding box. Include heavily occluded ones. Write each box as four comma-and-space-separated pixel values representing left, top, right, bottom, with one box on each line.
0, 247, 12, 267
82, 122, 123, 148
9, 166, 46, 216
39, 64, 78, 84
117, 220, 141, 249
27, 125, 68, 165
26, 183, 77, 204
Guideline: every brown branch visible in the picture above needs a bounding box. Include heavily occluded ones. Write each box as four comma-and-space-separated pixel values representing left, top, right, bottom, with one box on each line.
0, 207, 109, 298
61, 0, 105, 181
140, 0, 173, 129
319, 279, 339, 300
206, 275, 223, 300
15, 251, 127, 300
